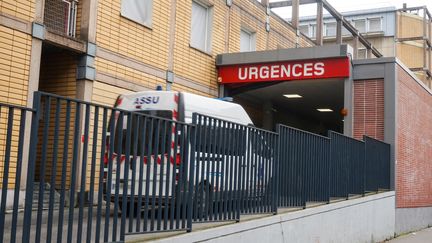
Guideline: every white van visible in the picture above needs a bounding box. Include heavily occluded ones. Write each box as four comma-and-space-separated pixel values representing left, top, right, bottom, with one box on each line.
104, 91, 258, 202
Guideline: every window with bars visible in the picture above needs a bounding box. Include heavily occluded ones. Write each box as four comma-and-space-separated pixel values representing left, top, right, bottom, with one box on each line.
44, 0, 78, 37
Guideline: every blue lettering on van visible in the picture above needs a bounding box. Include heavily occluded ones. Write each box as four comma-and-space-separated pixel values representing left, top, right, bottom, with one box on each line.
134, 96, 160, 105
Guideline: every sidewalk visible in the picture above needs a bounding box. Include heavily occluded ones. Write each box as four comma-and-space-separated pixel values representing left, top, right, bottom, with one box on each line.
386, 227, 432, 243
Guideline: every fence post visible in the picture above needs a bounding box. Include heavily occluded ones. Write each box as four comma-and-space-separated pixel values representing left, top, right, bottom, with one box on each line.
187, 117, 197, 232
22, 91, 42, 243
272, 128, 280, 214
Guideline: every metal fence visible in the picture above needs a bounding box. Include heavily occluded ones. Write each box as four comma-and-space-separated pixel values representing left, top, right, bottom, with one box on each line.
0, 91, 392, 242
277, 125, 331, 208
0, 103, 34, 243
192, 113, 278, 222
328, 131, 365, 199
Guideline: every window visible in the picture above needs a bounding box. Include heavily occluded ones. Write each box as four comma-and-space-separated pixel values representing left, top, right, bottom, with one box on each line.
121, 0, 153, 27
190, 1, 213, 53
353, 19, 366, 33
357, 48, 367, 59
299, 25, 309, 36
325, 22, 336, 36
310, 24, 316, 38
240, 29, 256, 52
368, 17, 382, 32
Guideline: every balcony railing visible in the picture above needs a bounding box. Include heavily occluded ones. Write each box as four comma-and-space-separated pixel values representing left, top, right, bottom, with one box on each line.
44, 0, 78, 37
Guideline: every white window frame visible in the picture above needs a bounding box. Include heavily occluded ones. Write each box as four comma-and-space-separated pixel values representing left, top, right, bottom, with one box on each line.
190, 1, 213, 53
309, 24, 316, 38
240, 28, 256, 52
120, 0, 153, 28
353, 19, 366, 33
324, 22, 336, 37
367, 17, 382, 32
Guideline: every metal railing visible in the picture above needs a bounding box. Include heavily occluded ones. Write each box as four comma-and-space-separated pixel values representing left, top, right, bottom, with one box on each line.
0, 91, 392, 242
277, 125, 331, 208
44, 0, 78, 37
0, 103, 35, 243
192, 114, 278, 222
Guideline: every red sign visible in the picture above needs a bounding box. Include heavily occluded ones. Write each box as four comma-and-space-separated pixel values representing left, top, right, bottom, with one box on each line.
217, 57, 350, 84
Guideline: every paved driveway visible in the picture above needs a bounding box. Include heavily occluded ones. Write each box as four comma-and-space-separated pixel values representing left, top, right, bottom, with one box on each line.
387, 227, 432, 243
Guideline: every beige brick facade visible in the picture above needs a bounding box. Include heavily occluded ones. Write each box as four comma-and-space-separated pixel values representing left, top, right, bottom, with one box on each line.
0, 0, 315, 190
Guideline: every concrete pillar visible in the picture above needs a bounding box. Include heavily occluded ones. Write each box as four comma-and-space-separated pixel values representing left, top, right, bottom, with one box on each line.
291, 0, 299, 30
316, 1, 323, 45
343, 63, 353, 137
262, 101, 274, 131
80, 0, 99, 42
353, 35, 359, 59
21, 0, 45, 190
336, 20, 342, 44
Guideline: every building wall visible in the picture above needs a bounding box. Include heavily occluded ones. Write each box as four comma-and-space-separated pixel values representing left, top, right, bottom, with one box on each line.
352, 79, 385, 141
93, 0, 315, 107
396, 65, 432, 208
396, 12, 432, 87
0, 1, 34, 188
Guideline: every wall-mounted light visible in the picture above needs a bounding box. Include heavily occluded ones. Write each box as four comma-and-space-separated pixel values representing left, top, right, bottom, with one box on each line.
283, 94, 302, 98
317, 108, 333, 112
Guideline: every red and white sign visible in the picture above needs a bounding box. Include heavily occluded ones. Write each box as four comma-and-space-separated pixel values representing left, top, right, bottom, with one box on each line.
217, 57, 350, 84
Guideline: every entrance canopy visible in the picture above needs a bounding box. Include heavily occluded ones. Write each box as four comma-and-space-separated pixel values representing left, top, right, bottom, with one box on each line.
216, 44, 352, 85
216, 44, 354, 134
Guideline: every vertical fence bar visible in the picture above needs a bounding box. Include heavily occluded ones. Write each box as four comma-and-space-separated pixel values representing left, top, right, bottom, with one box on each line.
112, 112, 124, 240
143, 118, 154, 231
46, 98, 61, 243
77, 104, 91, 243
10, 109, 27, 243
187, 123, 197, 231
120, 112, 132, 240
67, 101, 81, 243
129, 115, 140, 233
87, 106, 100, 243
0, 107, 14, 241
35, 96, 51, 243
95, 108, 107, 243
56, 100, 71, 243
104, 109, 116, 242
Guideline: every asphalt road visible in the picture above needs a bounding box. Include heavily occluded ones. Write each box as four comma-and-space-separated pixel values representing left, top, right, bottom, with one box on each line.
387, 227, 432, 243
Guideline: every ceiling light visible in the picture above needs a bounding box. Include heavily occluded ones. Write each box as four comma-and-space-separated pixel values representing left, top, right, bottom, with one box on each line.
284, 94, 302, 98
317, 108, 333, 112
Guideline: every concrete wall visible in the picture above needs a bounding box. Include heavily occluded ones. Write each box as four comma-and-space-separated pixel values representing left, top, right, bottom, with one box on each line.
396, 207, 432, 234
153, 192, 395, 243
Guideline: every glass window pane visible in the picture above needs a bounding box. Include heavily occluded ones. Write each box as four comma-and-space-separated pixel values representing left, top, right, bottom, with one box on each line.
325, 22, 336, 36
240, 30, 251, 52
121, 0, 153, 26
354, 19, 366, 33
369, 18, 381, 32
191, 2, 208, 51
310, 24, 316, 38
